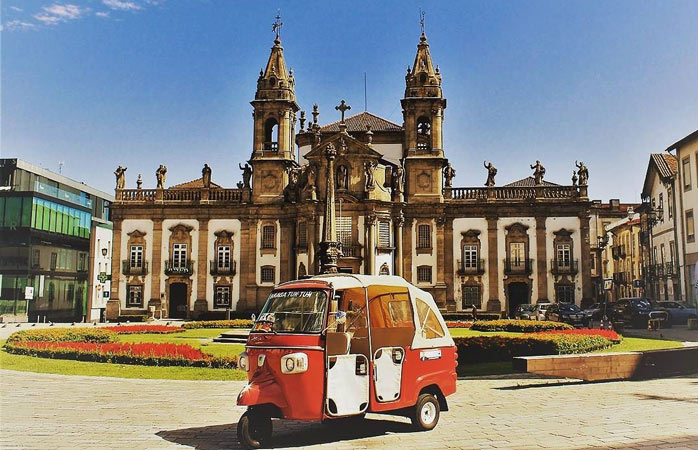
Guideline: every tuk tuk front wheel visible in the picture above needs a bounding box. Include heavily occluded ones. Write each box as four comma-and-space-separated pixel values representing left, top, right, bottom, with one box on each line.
411, 393, 440, 431
237, 410, 272, 449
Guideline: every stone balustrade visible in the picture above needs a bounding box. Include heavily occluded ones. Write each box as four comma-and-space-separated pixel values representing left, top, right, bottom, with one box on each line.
445, 185, 585, 201
115, 188, 244, 204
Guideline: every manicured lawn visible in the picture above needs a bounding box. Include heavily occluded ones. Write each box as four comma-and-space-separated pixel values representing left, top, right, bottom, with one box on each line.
594, 337, 683, 353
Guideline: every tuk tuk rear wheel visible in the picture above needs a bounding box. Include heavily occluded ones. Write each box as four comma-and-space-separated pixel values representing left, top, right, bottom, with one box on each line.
237, 410, 272, 449
411, 393, 440, 431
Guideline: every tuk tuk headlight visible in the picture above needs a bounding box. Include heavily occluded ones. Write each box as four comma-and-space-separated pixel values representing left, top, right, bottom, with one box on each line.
238, 352, 249, 372
281, 352, 308, 374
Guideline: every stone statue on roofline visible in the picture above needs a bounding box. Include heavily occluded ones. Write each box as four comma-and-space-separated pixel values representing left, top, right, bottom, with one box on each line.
572, 171, 578, 186
202, 164, 212, 188
364, 161, 376, 191
575, 160, 589, 186
484, 161, 497, 187
531, 160, 545, 185
136, 174, 142, 190
443, 162, 456, 187
114, 166, 127, 190
392, 162, 405, 194
155, 165, 167, 189
239, 163, 253, 189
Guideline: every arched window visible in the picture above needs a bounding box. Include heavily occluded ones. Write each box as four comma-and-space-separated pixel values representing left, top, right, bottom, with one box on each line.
264, 118, 279, 151
416, 116, 431, 150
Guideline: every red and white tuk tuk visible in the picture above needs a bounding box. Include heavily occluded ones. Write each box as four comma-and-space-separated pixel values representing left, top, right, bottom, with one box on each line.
236, 274, 457, 448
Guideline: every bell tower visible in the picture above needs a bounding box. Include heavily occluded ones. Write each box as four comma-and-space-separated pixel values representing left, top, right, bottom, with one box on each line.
249, 15, 299, 203
401, 23, 448, 203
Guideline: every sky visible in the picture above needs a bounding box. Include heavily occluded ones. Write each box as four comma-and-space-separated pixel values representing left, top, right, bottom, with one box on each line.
2, 0, 697, 202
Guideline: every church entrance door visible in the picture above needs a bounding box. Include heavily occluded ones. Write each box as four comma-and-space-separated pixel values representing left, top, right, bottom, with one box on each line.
507, 282, 529, 318
169, 283, 188, 319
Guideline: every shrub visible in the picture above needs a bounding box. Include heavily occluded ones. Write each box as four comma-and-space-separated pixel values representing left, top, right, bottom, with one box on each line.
534, 328, 622, 343
182, 319, 253, 329
470, 319, 573, 333
6, 328, 116, 344
445, 321, 473, 328
442, 313, 501, 321
102, 325, 184, 334
4, 340, 237, 369
454, 334, 612, 363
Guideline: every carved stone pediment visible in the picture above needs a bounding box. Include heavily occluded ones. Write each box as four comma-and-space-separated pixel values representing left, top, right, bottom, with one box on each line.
127, 230, 147, 239
461, 229, 481, 239
553, 228, 574, 238
505, 222, 529, 233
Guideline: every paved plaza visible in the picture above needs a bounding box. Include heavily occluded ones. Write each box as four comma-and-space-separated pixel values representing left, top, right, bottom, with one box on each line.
1, 369, 697, 449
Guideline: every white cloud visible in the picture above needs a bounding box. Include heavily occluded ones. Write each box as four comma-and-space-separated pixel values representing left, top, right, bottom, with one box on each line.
34, 4, 84, 25
96, 11, 110, 18
10, 6, 24, 12
2, 20, 38, 31
103, 0, 142, 11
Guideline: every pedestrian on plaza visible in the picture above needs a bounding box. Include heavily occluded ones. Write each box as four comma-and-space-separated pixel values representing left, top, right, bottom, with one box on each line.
471, 304, 478, 321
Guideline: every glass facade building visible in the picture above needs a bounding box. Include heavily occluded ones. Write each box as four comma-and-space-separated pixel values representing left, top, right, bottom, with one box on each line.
0, 159, 113, 322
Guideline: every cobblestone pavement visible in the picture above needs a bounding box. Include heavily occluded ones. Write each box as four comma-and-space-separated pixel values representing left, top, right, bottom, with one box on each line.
1, 369, 697, 449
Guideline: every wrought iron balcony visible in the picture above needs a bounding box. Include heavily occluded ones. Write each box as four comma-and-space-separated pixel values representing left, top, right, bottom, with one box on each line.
457, 259, 485, 275
340, 244, 362, 258
122, 260, 149, 276
550, 259, 579, 275
210, 260, 237, 276
664, 262, 676, 277
503, 258, 533, 275
164, 260, 194, 276
653, 263, 665, 277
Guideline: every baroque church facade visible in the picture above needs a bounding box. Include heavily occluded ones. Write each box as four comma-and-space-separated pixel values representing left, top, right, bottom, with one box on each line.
107, 30, 593, 320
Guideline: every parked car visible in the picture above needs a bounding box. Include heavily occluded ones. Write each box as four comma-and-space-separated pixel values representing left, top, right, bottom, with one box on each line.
607, 297, 652, 328
545, 303, 586, 327
514, 304, 536, 320
583, 303, 605, 321
651, 301, 698, 325
532, 303, 553, 321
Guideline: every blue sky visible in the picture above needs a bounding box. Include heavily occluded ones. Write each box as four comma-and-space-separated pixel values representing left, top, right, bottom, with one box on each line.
2, 0, 697, 201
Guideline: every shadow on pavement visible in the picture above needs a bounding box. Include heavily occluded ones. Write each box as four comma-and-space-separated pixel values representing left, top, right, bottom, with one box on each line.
633, 393, 698, 404
157, 416, 415, 449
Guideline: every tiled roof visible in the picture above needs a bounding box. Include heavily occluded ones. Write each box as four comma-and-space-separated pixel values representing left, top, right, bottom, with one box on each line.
319, 111, 403, 133
503, 176, 560, 188
651, 153, 677, 179
169, 177, 221, 189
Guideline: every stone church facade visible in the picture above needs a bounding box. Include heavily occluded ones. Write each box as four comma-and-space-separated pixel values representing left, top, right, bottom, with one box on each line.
107, 30, 593, 320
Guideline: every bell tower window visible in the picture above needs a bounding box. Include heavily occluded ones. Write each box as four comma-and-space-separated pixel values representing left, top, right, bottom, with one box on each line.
264, 118, 279, 151
416, 116, 431, 150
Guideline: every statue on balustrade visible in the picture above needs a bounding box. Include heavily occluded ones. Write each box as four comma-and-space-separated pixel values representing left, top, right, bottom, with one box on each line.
136, 174, 143, 190
156, 165, 167, 189
572, 171, 578, 186
484, 161, 497, 187
239, 163, 253, 189
443, 163, 456, 187
283, 167, 301, 203
304, 164, 317, 201
337, 165, 348, 190
575, 160, 589, 186
531, 160, 545, 185
114, 166, 127, 190
392, 162, 404, 194
202, 164, 211, 188
364, 161, 376, 191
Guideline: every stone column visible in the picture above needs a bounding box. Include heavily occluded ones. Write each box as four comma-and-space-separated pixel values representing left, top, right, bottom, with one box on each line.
194, 219, 209, 318
435, 217, 447, 308
404, 218, 413, 283
150, 219, 163, 310
394, 214, 404, 277
535, 216, 548, 303
487, 216, 500, 311
444, 218, 455, 311
432, 107, 443, 152
240, 219, 258, 312
308, 213, 316, 275
106, 218, 122, 320
366, 215, 376, 275
580, 213, 593, 306
279, 219, 293, 282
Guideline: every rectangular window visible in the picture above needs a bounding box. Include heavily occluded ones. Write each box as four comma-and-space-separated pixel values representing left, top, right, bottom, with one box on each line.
417, 224, 431, 249
32, 249, 40, 268
126, 285, 143, 307
261, 266, 275, 284
337, 216, 352, 247
130, 245, 143, 268
217, 245, 231, 269
462, 285, 481, 309
172, 243, 187, 268
686, 210, 695, 243
683, 157, 692, 191
463, 244, 478, 268
297, 221, 307, 247
50, 252, 57, 271
378, 221, 391, 247
659, 193, 664, 222
417, 265, 432, 284
510, 242, 525, 266
556, 284, 574, 303
262, 225, 276, 249
78, 253, 87, 271
668, 188, 673, 219
214, 286, 231, 308
556, 244, 571, 267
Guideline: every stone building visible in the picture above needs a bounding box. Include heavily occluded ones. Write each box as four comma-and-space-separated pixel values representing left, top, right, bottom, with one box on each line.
603, 211, 644, 300
107, 29, 594, 320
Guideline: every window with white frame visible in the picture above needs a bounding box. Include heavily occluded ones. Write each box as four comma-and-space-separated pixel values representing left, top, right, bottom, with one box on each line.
417, 224, 431, 249
172, 243, 187, 268
417, 265, 432, 284
261, 266, 275, 284
462, 285, 481, 309
337, 216, 352, 247
126, 284, 143, 307
217, 245, 231, 270
509, 242, 525, 266
214, 286, 231, 308
378, 220, 391, 247
463, 244, 478, 269
683, 157, 692, 191
130, 245, 143, 268
556, 244, 571, 267
262, 225, 276, 249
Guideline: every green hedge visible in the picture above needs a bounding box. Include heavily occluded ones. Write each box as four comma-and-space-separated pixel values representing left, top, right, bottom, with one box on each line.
454, 334, 612, 363
442, 313, 501, 321
470, 319, 573, 333
6, 328, 116, 344
182, 319, 253, 329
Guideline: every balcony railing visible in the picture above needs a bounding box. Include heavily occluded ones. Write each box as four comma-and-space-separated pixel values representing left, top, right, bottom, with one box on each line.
613, 272, 629, 284
664, 262, 676, 277
445, 185, 582, 201
340, 244, 363, 258
457, 259, 485, 275
652, 263, 665, 277
164, 260, 194, 276
122, 260, 149, 276
550, 259, 579, 275
503, 258, 533, 275
210, 260, 237, 276
116, 188, 243, 204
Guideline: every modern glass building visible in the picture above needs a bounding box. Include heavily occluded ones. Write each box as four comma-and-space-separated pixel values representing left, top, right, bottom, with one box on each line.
0, 159, 113, 322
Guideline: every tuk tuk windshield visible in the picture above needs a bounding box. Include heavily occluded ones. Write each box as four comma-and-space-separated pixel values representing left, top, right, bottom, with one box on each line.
253, 289, 328, 334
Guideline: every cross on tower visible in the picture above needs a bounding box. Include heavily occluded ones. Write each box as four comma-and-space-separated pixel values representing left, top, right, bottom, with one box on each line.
335, 100, 351, 123
419, 9, 426, 34
272, 12, 283, 39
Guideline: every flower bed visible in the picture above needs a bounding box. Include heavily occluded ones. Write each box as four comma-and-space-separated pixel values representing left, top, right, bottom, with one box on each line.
102, 325, 184, 334
445, 321, 473, 328
6, 328, 116, 344
182, 319, 253, 329
534, 328, 621, 343
4, 340, 237, 369
454, 334, 613, 363
470, 319, 573, 333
